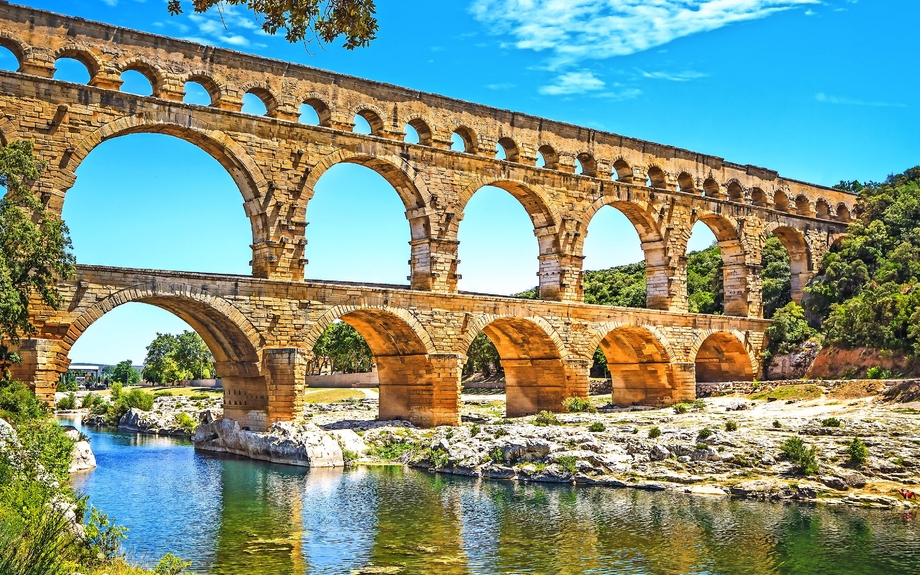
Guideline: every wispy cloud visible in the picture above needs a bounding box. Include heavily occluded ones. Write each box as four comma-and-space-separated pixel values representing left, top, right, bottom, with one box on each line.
486, 83, 516, 90
182, 6, 269, 48
471, 0, 819, 68
101, 0, 118, 6
539, 70, 605, 95
815, 92, 907, 108
640, 70, 709, 82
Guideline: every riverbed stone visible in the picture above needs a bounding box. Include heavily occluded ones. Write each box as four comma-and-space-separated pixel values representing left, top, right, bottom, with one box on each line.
820, 475, 849, 491
194, 418, 343, 467
69, 440, 96, 473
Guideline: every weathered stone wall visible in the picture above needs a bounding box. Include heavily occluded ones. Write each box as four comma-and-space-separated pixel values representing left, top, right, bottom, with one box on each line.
0, 3, 850, 317
12, 265, 769, 428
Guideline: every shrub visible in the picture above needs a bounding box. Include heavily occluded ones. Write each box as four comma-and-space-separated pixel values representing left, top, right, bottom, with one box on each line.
763, 302, 817, 357
80, 393, 100, 409
174, 412, 197, 435
153, 553, 192, 575
562, 396, 595, 413
697, 427, 713, 440
110, 382, 123, 400
489, 446, 504, 465
780, 437, 819, 475
846, 436, 869, 467
692, 399, 707, 412
533, 410, 560, 426
84, 507, 128, 562
648, 426, 661, 439
371, 438, 413, 460
556, 455, 578, 474
588, 422, 605, 433
696, 442, 709, 451
866, 366, 892, 380
189, 393, 210, 401
55, 392, 76, 411
470, 424, 481, 437
494, 427, 509, 438
673, 403, 689, 414
121, 389, 154, 411
773, 420, 783, 428
821, 417, 841, 427
153, 390, 172, 398
725, 420, 738, 432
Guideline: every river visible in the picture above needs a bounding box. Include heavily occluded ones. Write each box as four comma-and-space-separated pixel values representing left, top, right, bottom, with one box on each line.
63, 417, 920, 574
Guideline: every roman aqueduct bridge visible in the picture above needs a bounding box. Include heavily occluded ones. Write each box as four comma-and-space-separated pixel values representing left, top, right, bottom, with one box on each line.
1, 3, 855, 429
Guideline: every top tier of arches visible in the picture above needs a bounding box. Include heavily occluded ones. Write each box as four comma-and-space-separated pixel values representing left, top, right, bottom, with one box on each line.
0, 6, 856, 221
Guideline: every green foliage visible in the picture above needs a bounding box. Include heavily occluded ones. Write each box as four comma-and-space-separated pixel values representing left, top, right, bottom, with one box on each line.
0, 140, 76, 375
648, 426, 661, 439
470, 424, 481, 436
697, 427, 713, 439
821, 417, 841, 428
173, 412, 197, 435
56, 378, 78, 393
110, 360, 141, 385
533, 410, 560, 426
143, 331, 214, 383
153, 553, 192, 575
687, 243, 724, 314
84, 507, 128, 563
866, 366, 892, 379
313, 322, 373, 374
0, 509, 75, 575
846, 436, 869, 467
80, 393, 103, 409
780, 437, 819, 475
166, 0, 378, 49
764, 302, 817, 358
55, 392, 76, 411
588, 422, 605, 432
122, 389, 154, 411
805, 168, 920, 353
493, 427, 509, 438
370, 438, 413, 460
153, 390, 172, 398
110, 382, 123, 401
583, 262, 648, 307
773, 420, 783, 428
561, 396, 595, 413
762, 236, 793, 318
556, 455, 578, 474
673, 403, 689, 414
488, 446, 504, 465
724, 420, 738, 432
462, 332, 501, 378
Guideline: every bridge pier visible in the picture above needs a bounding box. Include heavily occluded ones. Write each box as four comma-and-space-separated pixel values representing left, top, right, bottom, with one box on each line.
9, 339, 68, 405
504, 358, 589, 417
377, 353, 462, 427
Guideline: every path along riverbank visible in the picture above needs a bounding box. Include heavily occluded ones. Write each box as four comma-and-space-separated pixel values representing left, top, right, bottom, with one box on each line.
61, 382, 920, 509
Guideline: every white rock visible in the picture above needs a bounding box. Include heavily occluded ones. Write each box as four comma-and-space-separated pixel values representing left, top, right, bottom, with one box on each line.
329, 429, 369, 456
69, 440, 96, 473
194, 418, 343, 467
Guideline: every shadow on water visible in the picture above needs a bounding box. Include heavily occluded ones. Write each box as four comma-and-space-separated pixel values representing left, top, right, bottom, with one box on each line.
62, 418, 920, 575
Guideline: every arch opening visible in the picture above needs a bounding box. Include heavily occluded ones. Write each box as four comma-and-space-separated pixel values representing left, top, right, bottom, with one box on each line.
405, 119, 432, 146
767, 226, 811, 308
457, 185, 541, 296
305, 162, 413, 284
598, 326, 681, 407
62, 133, 253, 274
647, 166, 666, 189
751, 187, 768, 207
774, 191, 790, 212
537, 145, 558, 170
576, 153, 596, 177
815, 199, 831, 220
613, 159, 632, 181
183, 76, 219, 106
354, 109, 384, 135
583, 204, 664, 308
694, 332, 754, 383
54, 57, 92, 84
702, 178, 722, 199
727, 181, 745, 202
685, 218, 744, 315
473, 317, 568, 417
0, 43, 20, 72
299, 104, 321, 125
836, 203, 852, 222
795, 194, 813, 216
496, 137, 520, 162
242, 91, 269, 116
301, 98, 331, 126
677, 172, 695, 193
119, 69, 153, 96
451, 127, 477, 153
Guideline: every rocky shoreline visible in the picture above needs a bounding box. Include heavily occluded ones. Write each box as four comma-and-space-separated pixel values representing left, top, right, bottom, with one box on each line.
58, 385, 920, 509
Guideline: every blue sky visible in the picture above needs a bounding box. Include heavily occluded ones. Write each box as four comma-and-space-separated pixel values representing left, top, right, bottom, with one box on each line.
4, 0, 916, 365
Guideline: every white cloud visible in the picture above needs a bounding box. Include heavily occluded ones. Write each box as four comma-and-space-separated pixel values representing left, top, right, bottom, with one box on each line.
539, 71, 605, 95
471, 0, 819, 68
182, 6, 265, 48
815, 92, 907, 108
101, 0, 118, 6
640, 70, 709, 81
486, 83, 516, 90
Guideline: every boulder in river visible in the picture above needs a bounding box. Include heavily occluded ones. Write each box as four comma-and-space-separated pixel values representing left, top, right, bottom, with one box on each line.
62, 425, 96, 473
193, 418, 344, 467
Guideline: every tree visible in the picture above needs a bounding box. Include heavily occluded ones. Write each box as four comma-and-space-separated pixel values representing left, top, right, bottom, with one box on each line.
313, 321, 372, 373
167, 0, 378, 49
174, 331, 214, 379
462, 333, 502, 378
142, 331, 214, 383
761, 235, 792, 319
0, 140, 76, 377
111, 359, 141, 385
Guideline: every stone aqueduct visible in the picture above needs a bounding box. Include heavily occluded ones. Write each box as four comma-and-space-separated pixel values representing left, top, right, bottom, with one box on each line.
2, 3, 855, 430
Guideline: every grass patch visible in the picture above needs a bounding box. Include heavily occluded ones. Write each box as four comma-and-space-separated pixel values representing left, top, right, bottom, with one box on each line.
371, 439, 414, 461
533, 410, 561, 426
301, 388, 366, 403
648, 426, 661, 439
750, 384, 824, 402
588, 422, 605, 433
725, 420, 738, 432
556, 455, 578, 474
821, 417, 842, 427
146, 386, 222, 397
562, 396, 595, 413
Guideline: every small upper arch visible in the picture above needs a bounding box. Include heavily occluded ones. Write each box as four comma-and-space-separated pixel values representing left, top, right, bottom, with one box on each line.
726, 180, 745, 202
702, 177, 722, 199
403, 115, 433, 146
117, 58, 163, 95
677, 172, 696, 193
612, 158, 633, 181
352, 104, 387, 135
537, 144, 559, 170
240, 82, 279, 116
496, 136, 520, 162
0, 33, 27, 71
646, 165, 667, 189
53, 46, 100, 82
815, 198, 831, 220
750, 187, 768, 207
836, 202, 852, 222
451, 125, 479, 153
773, 190, 790, 212
299, 94, 333, 127
575, 151, 597, 176
795, 194, 814, 217
182, 72, 222, 106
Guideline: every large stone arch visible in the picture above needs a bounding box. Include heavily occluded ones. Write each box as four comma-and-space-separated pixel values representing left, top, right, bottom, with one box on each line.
685, 210, 750, 316
457, 177, 560, 235
462, 314, 572, 416
62, 285, 272, 430
0, 115, 17, 147
305, 303, 441, 423
691, 330, 756, 383
581, 197, 669, 309
589, 323, 691, 406
762, 223, 812, 304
